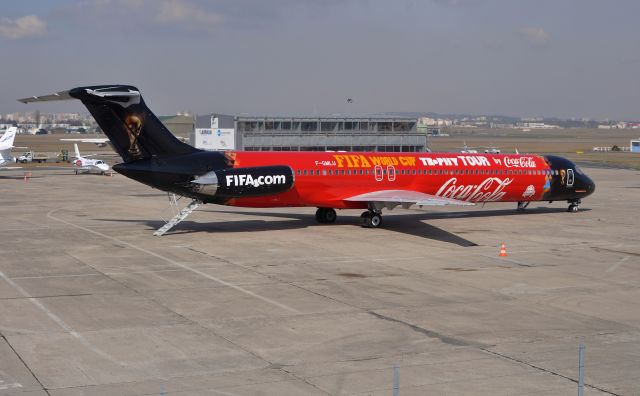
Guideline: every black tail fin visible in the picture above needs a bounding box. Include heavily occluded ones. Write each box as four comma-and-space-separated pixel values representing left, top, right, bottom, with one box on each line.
66, 85, 197, 162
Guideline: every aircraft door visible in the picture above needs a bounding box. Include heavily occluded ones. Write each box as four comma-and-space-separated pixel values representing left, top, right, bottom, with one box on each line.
387, 165, 396, 181
374, 165, 383, 181
567, 169, 574, 187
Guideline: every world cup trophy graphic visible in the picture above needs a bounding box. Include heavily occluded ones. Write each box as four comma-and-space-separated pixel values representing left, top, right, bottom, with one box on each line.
124, 114, 143, 158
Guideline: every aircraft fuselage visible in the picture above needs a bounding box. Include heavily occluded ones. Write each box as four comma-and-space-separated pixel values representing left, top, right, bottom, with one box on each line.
114, 151, 595, 209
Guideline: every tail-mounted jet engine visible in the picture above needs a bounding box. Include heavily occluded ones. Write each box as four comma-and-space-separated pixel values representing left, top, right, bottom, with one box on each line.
191, 165, 294, 198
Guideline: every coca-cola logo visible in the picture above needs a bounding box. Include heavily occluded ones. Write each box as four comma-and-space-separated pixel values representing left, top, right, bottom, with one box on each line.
504, 156, 536, 168
436, 177, 513, 202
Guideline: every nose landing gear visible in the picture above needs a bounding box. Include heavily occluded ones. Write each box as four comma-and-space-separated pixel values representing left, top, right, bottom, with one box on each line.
568, 199, 581, 212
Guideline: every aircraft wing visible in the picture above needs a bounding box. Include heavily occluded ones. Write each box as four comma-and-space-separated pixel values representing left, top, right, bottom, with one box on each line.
344, 189, 474, 208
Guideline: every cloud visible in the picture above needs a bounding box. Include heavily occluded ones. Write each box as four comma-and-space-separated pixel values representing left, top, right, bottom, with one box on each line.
519, 27, 550, 47
0, 15, 47, 39
155, 0, 223, 30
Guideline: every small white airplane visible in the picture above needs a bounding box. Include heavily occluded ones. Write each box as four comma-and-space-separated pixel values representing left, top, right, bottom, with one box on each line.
483, 145, 501, 154
457, 141, 478, 154
0, 128, 21, 169
72, 143, 110, 175
61, 137, 111, 148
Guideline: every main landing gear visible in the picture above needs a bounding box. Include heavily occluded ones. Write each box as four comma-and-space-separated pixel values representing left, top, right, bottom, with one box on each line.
315, 207, 337, 224
568, 199, 581, 213
516, 201, 530, 212
315, 207, 383, 228
361, 210, 382, 228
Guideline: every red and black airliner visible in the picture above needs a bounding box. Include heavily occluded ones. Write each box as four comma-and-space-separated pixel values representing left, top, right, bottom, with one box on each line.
20, 85, 595, 232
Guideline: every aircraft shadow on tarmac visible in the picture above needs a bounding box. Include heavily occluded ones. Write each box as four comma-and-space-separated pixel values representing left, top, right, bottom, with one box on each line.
95, 207, 581, 247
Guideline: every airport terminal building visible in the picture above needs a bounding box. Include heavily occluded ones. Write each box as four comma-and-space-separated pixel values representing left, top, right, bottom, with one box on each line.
192, 114, 427, 152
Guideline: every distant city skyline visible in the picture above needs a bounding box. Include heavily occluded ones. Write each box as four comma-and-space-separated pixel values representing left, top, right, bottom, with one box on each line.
1, 0, 639, 120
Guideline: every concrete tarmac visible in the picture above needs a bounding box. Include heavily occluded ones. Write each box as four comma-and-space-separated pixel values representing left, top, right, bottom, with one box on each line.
0, 167, 638, 395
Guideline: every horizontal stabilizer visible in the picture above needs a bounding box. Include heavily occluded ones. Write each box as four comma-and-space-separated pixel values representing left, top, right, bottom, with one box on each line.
18, 90, 73, 103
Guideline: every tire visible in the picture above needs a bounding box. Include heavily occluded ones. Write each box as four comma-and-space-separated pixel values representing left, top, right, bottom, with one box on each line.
370, 213, 382, 228
316, 208, 337, 224
315, 208, 325, 223
569, 205, 579, 213
360, 211, 371, 227
323, 208, 337, 223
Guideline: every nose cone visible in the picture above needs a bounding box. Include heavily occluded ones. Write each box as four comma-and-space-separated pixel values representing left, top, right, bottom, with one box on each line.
587, 178, 596, 194
580, 174, 596, 197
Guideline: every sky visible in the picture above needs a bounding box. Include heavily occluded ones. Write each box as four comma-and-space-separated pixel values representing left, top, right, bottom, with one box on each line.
1, 0, 639, 120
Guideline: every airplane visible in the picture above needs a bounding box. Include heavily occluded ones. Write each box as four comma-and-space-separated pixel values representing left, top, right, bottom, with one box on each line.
60, 137, 111, 148
484, 145, 501, 154
71, 143, 110, 175
19, 85, 595, 235
457, 141, 478, 154
0, 127, 20, 169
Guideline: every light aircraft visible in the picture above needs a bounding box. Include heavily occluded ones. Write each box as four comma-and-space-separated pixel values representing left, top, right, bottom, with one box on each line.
71, 143, 110, 175
19, 85, 595, 235
0, 128, 20, 169
60, 137, 110, 148
457, 141, 478, 154
484, 145, 501, 154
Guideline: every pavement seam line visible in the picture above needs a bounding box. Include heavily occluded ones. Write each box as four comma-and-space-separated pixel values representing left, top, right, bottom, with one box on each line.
481, 348, 621, 396
0, 334, 50, 396
46, 208, 300, 314
0, 271, 128, 368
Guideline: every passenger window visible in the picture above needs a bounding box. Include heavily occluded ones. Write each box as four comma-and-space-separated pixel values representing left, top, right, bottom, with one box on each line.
297, 170, 301, 176
328, 170, 332, 175
303, 170, 307, 176
322, 170, 327, 176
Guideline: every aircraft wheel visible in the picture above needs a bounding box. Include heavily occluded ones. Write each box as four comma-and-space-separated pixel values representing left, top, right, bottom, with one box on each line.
361, 211, 382, 228
568, 204, 579, 213
370, 213, 382, 228
315, 208, 325, 223
360, 211, 371, 227
74, 169, 78, 175
316, 208, 337, 224
323, 208, 337, 223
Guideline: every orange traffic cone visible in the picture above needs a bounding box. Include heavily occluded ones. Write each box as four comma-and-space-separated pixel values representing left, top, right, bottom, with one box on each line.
23, 171, 31, 182
499, 242, 507, 257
